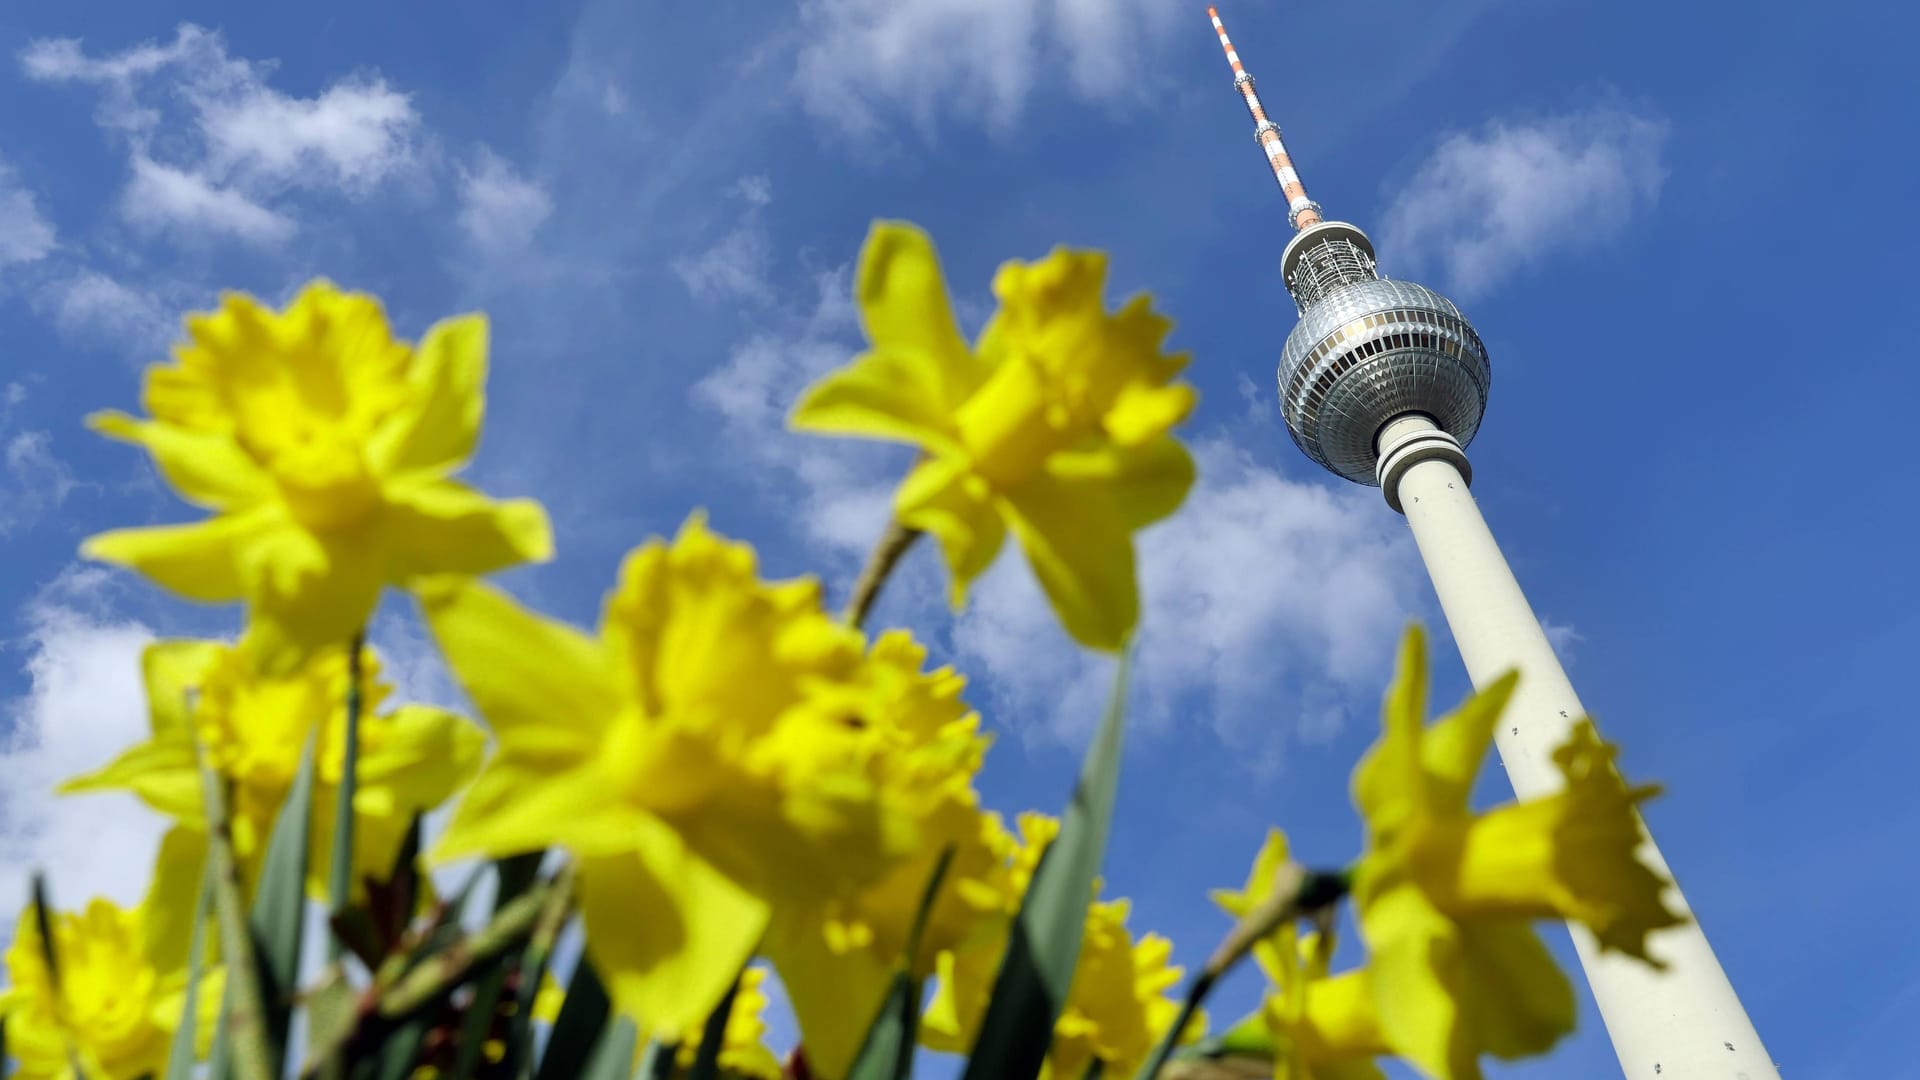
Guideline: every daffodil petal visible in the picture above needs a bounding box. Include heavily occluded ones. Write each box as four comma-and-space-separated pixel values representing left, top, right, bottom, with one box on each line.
142, 640, 225, 738
58, 736, 202, 821
88, 411, 273, 511
577, 830, 770, 1042
762, 913, 895, 1080
1000, 471, 1138, 651
431, 752, 639, 862
143, 826, 210, 972
238, 527, 384, 674
1352, 627, 1430, 837
856, 221, 980, 403
1104, 381, 1197, 448
1362, 884, 1477, 1080
895, 456, 1007, 607
789, 347, 967, 454
1046, 435, 1195, 530
1420, 672, 1517, 813
1455, 920, 1574, 1061
381, 479, 554, 579
367, 313, 487, 475
81, 511, 277, 603
356, 703, 486, 797
418, 579, 622, 753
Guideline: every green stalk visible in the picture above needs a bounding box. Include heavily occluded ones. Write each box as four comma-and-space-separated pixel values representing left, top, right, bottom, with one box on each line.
193, 733, 276, 1080
163, 859, 216, 1079
1131, 868, 1349, 1080
326, 630, 367, 962
844, 519, 922, 628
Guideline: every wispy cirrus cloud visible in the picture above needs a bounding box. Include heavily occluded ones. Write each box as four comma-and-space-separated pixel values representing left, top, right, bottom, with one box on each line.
792, 0, 1183, 137
20, 25, 423, 245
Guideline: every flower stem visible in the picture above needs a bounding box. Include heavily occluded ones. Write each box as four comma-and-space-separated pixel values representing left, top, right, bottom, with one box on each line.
1133, 865, 1349, 1080
844, 520, 921, 628
193, 726, 277, 1080
326, 629, 367, 964
375, 874, 569, 1019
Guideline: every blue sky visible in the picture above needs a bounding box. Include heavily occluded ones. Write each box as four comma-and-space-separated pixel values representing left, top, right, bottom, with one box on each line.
0, 0, 1913, 1076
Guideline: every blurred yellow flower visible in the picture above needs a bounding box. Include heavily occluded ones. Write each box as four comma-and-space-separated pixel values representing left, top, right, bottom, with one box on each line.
418, 514, 987, 1042
1212, 829, 1387, 1080
1347, 627, 1683, 1080
0, 894, 223, 1080
82, 282, 552, 672
61, 638, 484, 902
791, 222, 1196, 651
922, 814, 1198, 1079
671, 966, 783, 1080
766, 797, 1013, 1077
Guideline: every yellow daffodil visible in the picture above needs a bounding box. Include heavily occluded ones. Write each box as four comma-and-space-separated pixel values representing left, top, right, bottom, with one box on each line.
61, 638, 484, 902
672, 966, 784, 1080
1346, 627, 1683, 1080
1212, 830, 1388, 1080
923, 814, 1199, 1079
766, 800, 1014, 1077
82, 282, 552, 672
791, 222, 1196, 651
0, 894, 223, 1080
417, 513, 988, 1043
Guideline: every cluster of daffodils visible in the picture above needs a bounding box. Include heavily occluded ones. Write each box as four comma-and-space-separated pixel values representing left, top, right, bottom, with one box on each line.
0, 221, 1680, 1080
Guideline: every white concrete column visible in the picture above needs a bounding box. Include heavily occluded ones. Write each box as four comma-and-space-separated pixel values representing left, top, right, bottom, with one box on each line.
1375, 415, 1777, 1080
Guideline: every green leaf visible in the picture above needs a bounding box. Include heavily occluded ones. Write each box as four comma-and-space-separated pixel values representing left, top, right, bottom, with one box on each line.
163, 859, 215, 1080
533, 955, 611, 1080
636, 1039, 677, 1080
450, 855, 546, 1080
960, 655, 1132, 1080
247, 730, 320, 1077
204, 988, 231, 1080
579, 1014, 637, 1080
325, 630, 368, 967
846, 847, 957, 1080
365, 877, 482, 1080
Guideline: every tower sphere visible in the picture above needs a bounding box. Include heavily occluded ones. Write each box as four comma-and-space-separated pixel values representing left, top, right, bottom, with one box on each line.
1276, 222, 1491, 485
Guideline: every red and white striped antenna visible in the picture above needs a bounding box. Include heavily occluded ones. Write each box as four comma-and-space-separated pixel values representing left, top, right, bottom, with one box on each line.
1207, 5, 1323, 231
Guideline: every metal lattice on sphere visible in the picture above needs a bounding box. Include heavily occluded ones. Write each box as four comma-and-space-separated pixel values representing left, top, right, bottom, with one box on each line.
1272, 222, 1490, 485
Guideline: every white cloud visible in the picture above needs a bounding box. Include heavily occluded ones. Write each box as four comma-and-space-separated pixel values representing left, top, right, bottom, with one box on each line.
735, 174, 773, 208
954, 439, 1423, 767
1542, 617, 1583, 665
0, 385, 80, 535
199, 76, 419, 193
672, 176, 778, 302
456, 149, 554, 253
121, 156, 294, 245
0, 569, 163, 919
0, 158, 57, 266
1379, 105, 1669, 297
793, 0, 1179, 136
20, 24, 424, 248
32, 269, 175, 354
690, 264, 907, 555
674, 225, 774, 303
1, 432, 78, 536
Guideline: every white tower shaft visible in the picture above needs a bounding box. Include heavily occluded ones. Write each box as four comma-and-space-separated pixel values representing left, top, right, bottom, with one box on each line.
1376, 416, 1778, 1080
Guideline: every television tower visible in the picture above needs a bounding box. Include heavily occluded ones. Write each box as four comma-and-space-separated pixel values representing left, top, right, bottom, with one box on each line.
1204, 7, 1777, 1079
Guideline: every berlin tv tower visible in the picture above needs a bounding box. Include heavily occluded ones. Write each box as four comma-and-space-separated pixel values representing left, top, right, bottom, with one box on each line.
1203, 7, 1777, 1078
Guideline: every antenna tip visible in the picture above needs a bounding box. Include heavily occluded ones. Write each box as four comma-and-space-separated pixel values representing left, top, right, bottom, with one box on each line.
1207, 5, 1220, 17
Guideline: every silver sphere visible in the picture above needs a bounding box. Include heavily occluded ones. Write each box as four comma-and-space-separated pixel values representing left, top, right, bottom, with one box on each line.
1277, 274, 1491, 486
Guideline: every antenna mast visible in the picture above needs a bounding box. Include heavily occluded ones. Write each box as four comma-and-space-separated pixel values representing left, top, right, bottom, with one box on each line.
1206, 5, 1323, 230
